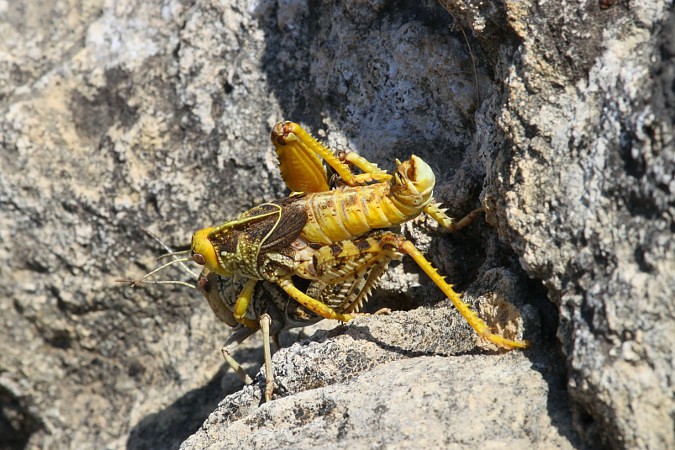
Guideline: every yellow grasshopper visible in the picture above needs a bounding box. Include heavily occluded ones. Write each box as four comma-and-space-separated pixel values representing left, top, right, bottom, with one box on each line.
191, 121, 527, 351
131, 121, 528, 401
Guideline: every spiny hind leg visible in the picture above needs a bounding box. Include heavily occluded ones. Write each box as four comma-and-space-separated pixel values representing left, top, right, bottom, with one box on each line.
307, 257, 392, 314
424, 204, 484, 233
312, 235, 401, 281
376, 232, 528, 349
271, 121, 390, 192
310, 236, 399, 313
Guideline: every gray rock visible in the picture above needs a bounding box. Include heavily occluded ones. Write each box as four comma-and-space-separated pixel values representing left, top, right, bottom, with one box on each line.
183, 350, 576, 449
0, 0, 671, 449
483, 1, 675, 448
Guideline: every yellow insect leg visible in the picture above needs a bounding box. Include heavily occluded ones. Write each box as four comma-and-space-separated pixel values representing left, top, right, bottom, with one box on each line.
272, 121, 333, 193
260, 313, 275, 402
396, 239, 529, 349
273, 121, 387, 190
424, 205, 485, 233
339, 150, 392, 184
232, 279, 261, 330
277, 279, 356, 322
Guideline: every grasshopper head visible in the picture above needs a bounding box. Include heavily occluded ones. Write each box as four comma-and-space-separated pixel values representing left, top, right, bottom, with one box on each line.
392, 155, 435, 207
191, 227, 226, 275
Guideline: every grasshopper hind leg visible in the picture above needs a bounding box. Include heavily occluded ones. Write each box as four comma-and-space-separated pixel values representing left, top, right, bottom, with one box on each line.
306, 232, 529, 349
389, 235, 529, 349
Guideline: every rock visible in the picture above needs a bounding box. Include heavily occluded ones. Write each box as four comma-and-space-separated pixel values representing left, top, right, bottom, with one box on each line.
182, 349, 577, 449
484, 1, 675, 448
0, 0, 671, 449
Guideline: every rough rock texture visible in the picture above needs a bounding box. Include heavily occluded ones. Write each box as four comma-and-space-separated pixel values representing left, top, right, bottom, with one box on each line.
0, 1, 672, 450
184, 349, 576, 449
483, 1, 675, 448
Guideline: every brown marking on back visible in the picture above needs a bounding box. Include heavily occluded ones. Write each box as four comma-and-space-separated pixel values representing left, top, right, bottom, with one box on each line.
355, 238, 372, 252
330, 243, 343, 257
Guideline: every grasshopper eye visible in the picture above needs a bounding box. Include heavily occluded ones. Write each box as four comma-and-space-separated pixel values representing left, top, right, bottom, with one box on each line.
192, 253, 206, 265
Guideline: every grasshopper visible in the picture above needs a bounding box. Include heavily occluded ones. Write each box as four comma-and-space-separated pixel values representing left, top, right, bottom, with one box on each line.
191, 122, 527, 348
130, 121, 528, 401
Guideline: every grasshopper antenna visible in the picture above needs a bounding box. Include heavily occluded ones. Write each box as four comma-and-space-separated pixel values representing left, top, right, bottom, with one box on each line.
140, 227, 199, 279
117, 227, 199, 287
116, 278, 196, 289
119, 257, 193, 287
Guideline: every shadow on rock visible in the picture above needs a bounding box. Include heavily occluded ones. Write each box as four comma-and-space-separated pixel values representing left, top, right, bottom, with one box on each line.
256, 1, 475, 164
526, 342, 586, 449
126, 363, 255, 450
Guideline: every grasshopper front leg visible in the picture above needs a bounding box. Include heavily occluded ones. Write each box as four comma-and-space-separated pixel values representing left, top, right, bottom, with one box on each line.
209, 275, 287, 401
198, 270, 283, 400
231, 278, 260, 330
276, 279, 357, 322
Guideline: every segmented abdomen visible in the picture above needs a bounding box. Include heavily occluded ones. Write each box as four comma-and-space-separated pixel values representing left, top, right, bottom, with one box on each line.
300, 182, 426, 244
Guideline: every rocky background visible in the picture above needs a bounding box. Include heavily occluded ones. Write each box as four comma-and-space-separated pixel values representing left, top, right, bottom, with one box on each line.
0, 0, 672, 449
